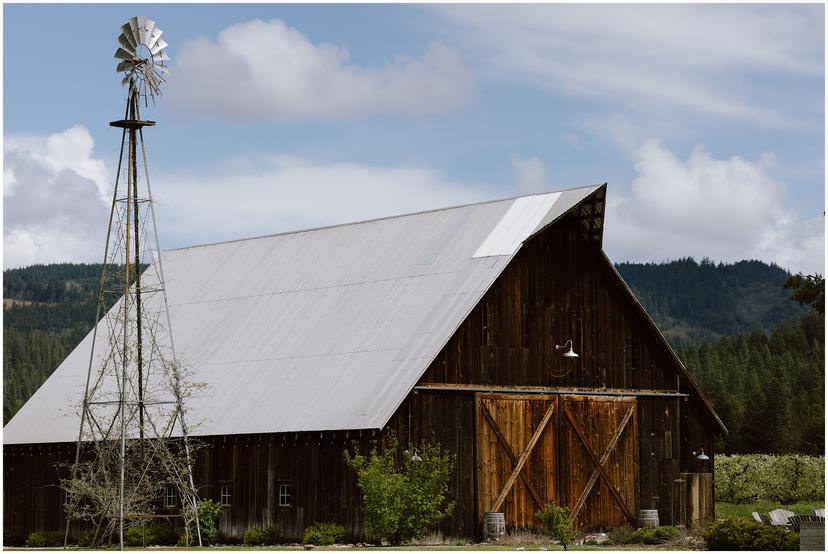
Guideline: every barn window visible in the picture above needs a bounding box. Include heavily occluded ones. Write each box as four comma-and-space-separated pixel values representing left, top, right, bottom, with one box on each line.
164, 485, 177, 508
278, 483, 292, 507
220, 483, 232, 507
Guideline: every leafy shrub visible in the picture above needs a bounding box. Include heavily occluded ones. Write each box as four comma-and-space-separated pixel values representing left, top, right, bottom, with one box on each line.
344, 433, 455, 545
76, 530, 96, 547
26, 530, 64, 547
703, 518, 799, 550
303, 522, 345, 545
631, 526, 680, 545
607, 525, 635, 545
534, 503, 576, 550
716, 454, 824, 504
124, 522, 179, 546
243, 526, 282, 546
185, 499, 223, 545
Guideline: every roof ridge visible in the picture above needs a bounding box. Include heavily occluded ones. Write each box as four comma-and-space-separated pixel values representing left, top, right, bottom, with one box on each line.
167, 183, 605, 253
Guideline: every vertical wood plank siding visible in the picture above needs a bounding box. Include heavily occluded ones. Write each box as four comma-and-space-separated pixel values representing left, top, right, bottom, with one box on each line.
3, 209, 717, 540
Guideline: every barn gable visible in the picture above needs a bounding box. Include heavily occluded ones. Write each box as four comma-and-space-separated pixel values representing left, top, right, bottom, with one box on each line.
4, 184, 628, 444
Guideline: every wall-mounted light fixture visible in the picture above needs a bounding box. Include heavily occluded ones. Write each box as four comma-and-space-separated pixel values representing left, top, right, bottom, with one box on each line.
555, 339, 579, 358
692, 448, 710, 461
405, 449, 422, 462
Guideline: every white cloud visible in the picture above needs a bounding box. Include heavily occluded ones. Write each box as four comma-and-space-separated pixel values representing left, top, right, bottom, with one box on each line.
510, 155, 547, 193
4, 126, 110, 269
167, 19, 474, 120
152, 155, 493, 248
604, 139, 825, 274
433, 4, 823, 127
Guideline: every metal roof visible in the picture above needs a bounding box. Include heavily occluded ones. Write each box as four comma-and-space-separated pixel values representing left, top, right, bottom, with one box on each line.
4, 185, 604, 444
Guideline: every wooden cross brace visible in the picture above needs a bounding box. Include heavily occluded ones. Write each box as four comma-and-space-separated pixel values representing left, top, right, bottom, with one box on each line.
565, 405, 635, 523
483, 401, 556, 514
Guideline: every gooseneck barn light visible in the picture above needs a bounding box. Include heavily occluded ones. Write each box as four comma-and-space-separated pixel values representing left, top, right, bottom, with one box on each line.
555, 339, 579, 358
693, 448, 710, 461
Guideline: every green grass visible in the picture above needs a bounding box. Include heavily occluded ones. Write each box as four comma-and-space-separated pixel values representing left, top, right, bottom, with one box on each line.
716, 500, 824, 519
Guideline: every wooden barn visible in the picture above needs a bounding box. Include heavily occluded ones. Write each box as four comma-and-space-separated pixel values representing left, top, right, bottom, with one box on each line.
3, 184, 725, 541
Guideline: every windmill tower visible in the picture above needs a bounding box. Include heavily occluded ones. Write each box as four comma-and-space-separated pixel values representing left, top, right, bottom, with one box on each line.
63, 17, 202, 549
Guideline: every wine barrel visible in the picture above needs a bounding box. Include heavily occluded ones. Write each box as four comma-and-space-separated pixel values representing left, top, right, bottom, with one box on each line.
638, 509, 659, 529
483, 512, 506, 541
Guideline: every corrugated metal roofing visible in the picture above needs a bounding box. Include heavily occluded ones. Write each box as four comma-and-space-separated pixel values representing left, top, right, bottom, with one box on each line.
4, 185, 603, 444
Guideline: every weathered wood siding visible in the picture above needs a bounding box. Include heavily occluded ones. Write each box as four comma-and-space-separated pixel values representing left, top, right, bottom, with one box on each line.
413, 210, 718, 529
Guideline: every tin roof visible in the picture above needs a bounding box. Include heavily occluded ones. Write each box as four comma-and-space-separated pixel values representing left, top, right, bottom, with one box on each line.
4, 185, 609, 444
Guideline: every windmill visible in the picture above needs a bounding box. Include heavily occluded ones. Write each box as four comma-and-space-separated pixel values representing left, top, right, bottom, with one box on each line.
63, 17, 202, 549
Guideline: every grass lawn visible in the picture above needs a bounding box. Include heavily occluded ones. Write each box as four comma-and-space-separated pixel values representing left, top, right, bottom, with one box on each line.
716, 500, 824, 519
5, 544, 700, 552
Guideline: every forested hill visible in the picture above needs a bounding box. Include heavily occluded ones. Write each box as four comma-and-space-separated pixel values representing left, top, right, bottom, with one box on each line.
616, 258, 807, 350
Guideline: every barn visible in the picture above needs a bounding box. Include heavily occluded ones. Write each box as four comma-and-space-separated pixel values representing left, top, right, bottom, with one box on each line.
3, 184, 725, 541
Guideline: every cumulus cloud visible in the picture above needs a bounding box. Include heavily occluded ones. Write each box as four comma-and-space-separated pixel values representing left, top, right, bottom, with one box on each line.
604, 139, 825, 274
510, 155, 548, 193
4, 126, 110, 269
167, 19, 474, 119
152, 155, 493, 248
433, 4, 823, 127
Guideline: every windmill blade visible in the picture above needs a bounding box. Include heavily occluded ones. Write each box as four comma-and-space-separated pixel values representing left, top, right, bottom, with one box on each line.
118, 34, 136, 55
120, 23, 138, 49
153, 65, 170, 75
136, 17, 155, 45
151, 38, 167, 55
146, 28, 163, 50
153, 51, 170, 63
115, 47, 135, 61
121, 74, 132, 87
116, 61, 137, 73
127, 17, 141, 46
151, 67, 168, 84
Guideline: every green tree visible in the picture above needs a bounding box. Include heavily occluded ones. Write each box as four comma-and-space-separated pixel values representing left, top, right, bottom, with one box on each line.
785, 273, 825, 314
344, 433, 455, 545
535, 503, 577, 550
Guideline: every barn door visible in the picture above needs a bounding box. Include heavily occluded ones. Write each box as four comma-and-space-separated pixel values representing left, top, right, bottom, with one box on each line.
560, 395, 638, 530
476, 394, 557, 528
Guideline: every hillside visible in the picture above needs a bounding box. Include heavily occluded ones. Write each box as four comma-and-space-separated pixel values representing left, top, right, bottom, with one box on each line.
3, 263, 130, 423
615, 258, 807, 350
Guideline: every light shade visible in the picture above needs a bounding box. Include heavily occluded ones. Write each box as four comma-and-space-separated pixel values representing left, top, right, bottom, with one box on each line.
694, 448, 710, 461
556, 339, 579, 358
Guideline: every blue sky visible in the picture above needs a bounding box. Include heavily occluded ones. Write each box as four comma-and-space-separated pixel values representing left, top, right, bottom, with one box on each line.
3, 3, 825, 273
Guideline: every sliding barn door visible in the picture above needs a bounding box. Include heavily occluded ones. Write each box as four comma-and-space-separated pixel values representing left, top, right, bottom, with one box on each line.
560, 395, 638, 530
476, 394, 557, 528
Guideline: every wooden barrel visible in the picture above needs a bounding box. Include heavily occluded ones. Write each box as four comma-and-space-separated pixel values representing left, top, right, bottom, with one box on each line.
638, 509, 659, 529
483, 512, 506, 541
800, 521, 825, 551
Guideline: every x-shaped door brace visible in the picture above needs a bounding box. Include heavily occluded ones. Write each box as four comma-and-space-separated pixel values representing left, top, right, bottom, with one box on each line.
482, 401, 556, 514
565, 405, 635, 523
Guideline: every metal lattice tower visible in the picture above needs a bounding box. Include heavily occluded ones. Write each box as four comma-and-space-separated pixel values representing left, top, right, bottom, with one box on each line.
63, 17, 202, 550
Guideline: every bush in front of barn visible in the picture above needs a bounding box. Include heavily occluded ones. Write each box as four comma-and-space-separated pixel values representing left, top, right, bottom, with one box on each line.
303, 522, 346, 545
715, 454, 824, 504
124, 522, 179, 546
535, 503, 576, 550
344, 433, 456, 545
703, 518, 799, 550
25, 530, 65, 547
242, 525, 282, 546
184, 499, 223, 546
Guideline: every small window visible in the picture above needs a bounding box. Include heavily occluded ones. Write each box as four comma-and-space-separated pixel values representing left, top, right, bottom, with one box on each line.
278, 483, 292, 507
164, 485, 177, 508
220, 483, 232, 507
